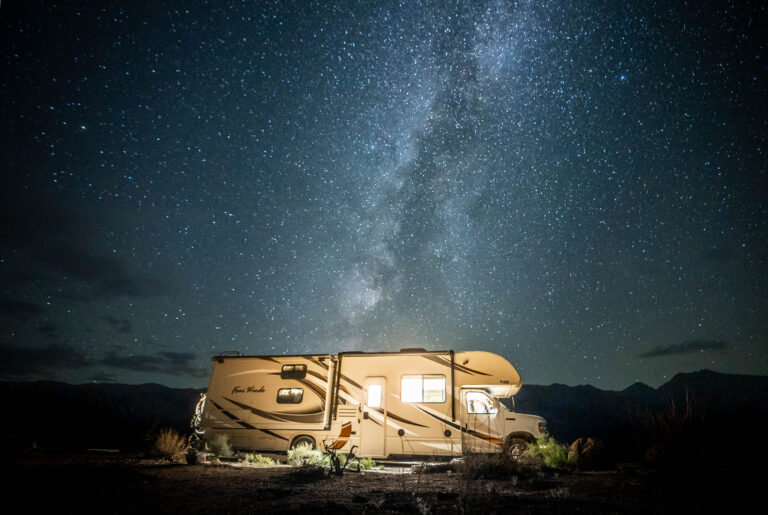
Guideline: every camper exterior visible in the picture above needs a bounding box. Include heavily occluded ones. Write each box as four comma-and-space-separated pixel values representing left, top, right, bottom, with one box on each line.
195, 349, 546, 458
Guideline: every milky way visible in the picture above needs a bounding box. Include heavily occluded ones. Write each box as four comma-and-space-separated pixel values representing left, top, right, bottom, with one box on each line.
1, 0, 766, 389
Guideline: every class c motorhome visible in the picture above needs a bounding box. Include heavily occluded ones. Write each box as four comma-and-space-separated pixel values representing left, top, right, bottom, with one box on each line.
193, 349, 547, 459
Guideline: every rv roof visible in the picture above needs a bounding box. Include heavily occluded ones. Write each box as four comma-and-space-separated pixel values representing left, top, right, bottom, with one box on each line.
211, 349, 453, 360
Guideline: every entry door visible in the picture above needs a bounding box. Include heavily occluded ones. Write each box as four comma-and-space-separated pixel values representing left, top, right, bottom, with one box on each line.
360, 377, 386, 458
460, 389, 500, 454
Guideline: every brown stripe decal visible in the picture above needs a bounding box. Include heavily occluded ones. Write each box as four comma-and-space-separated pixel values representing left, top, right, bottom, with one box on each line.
210, 400, 258, 429
454, 362, 491, 376
421, 354, 491, 376
464, 429, 503, 446
415, 406, 461, 430
256, 427, 289, 441
209, 426, 289, 441
339, 374, 362, 390
224, 397, 324, 424
371, 406, 429, 428
299, 378, 328, 402
415, 406, 502, 446
306, 356, 329, 370
306, 369, 329, 382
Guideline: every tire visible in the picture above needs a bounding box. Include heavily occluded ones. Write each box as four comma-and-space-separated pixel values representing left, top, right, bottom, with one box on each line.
504, 434, 532, 461
290, 435, 316, 449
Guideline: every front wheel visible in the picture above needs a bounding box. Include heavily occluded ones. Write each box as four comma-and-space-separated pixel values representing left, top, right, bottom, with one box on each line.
504, 435, 531, 461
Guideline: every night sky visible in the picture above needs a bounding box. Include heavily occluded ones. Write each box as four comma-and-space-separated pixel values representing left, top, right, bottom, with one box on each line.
1, 0, 766, 390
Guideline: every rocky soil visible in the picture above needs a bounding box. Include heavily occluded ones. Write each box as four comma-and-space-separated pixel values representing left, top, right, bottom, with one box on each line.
4, 453, 757, 514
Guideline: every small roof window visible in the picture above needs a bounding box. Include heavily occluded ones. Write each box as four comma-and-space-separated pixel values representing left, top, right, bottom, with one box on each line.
281, 364, 307, 380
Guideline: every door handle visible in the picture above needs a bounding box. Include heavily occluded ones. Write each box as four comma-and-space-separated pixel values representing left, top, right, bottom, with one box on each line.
363, 412, 369, 420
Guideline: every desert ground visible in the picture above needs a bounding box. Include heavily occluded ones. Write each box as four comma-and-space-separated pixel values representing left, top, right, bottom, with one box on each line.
4, 452, 753, 514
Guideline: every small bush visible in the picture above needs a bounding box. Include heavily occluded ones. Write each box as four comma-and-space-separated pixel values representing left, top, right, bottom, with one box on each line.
207, 434, 233, 457
458, 453, 520, 479
357, 457, 378, 470
287, 443, 328, 467
243, 453, 276, 467
154, 428, 187, 461
528, 435, 577, 470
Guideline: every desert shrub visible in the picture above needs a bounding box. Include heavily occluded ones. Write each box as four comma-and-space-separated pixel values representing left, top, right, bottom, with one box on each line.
635, 391, 710, 467
243, 453, 276, 467
528, 435, 577, 470
287, 442, 328, 467
207, 434, 233, 457
458, 453, 520, 479
637, 392, 701, 445
154, 428, 187, 461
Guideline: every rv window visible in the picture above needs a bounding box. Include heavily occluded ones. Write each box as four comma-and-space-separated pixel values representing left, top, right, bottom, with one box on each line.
401, 375, 445, 403
277, 388, 303, 404
367, 384, 382, 408
423, 375, 446, 402
281, 364, 307, 379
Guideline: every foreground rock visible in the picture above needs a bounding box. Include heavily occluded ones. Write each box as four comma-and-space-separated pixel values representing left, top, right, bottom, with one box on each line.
569, 438, 609, 470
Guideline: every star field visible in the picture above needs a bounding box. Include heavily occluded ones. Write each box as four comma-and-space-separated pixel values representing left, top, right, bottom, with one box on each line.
1, 0, 766, 389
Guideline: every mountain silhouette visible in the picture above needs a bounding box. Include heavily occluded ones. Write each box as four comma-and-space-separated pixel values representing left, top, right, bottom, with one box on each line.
4, 369, 766, 459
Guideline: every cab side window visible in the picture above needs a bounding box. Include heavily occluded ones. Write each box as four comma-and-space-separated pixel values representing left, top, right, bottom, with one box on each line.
466, 391, 496, 414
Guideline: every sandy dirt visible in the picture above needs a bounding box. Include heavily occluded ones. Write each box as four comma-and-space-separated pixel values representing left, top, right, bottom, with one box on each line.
3, 453, 750, 514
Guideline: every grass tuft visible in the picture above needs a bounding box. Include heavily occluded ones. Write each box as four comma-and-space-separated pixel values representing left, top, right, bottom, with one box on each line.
243, 453, 276, 467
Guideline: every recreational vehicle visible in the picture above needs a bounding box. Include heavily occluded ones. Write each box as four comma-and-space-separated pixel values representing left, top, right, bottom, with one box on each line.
192, 349, 547, 459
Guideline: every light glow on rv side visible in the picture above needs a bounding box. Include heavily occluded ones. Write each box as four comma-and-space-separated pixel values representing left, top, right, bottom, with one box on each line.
367, 384, 382, 408
401, 375, 422, 402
